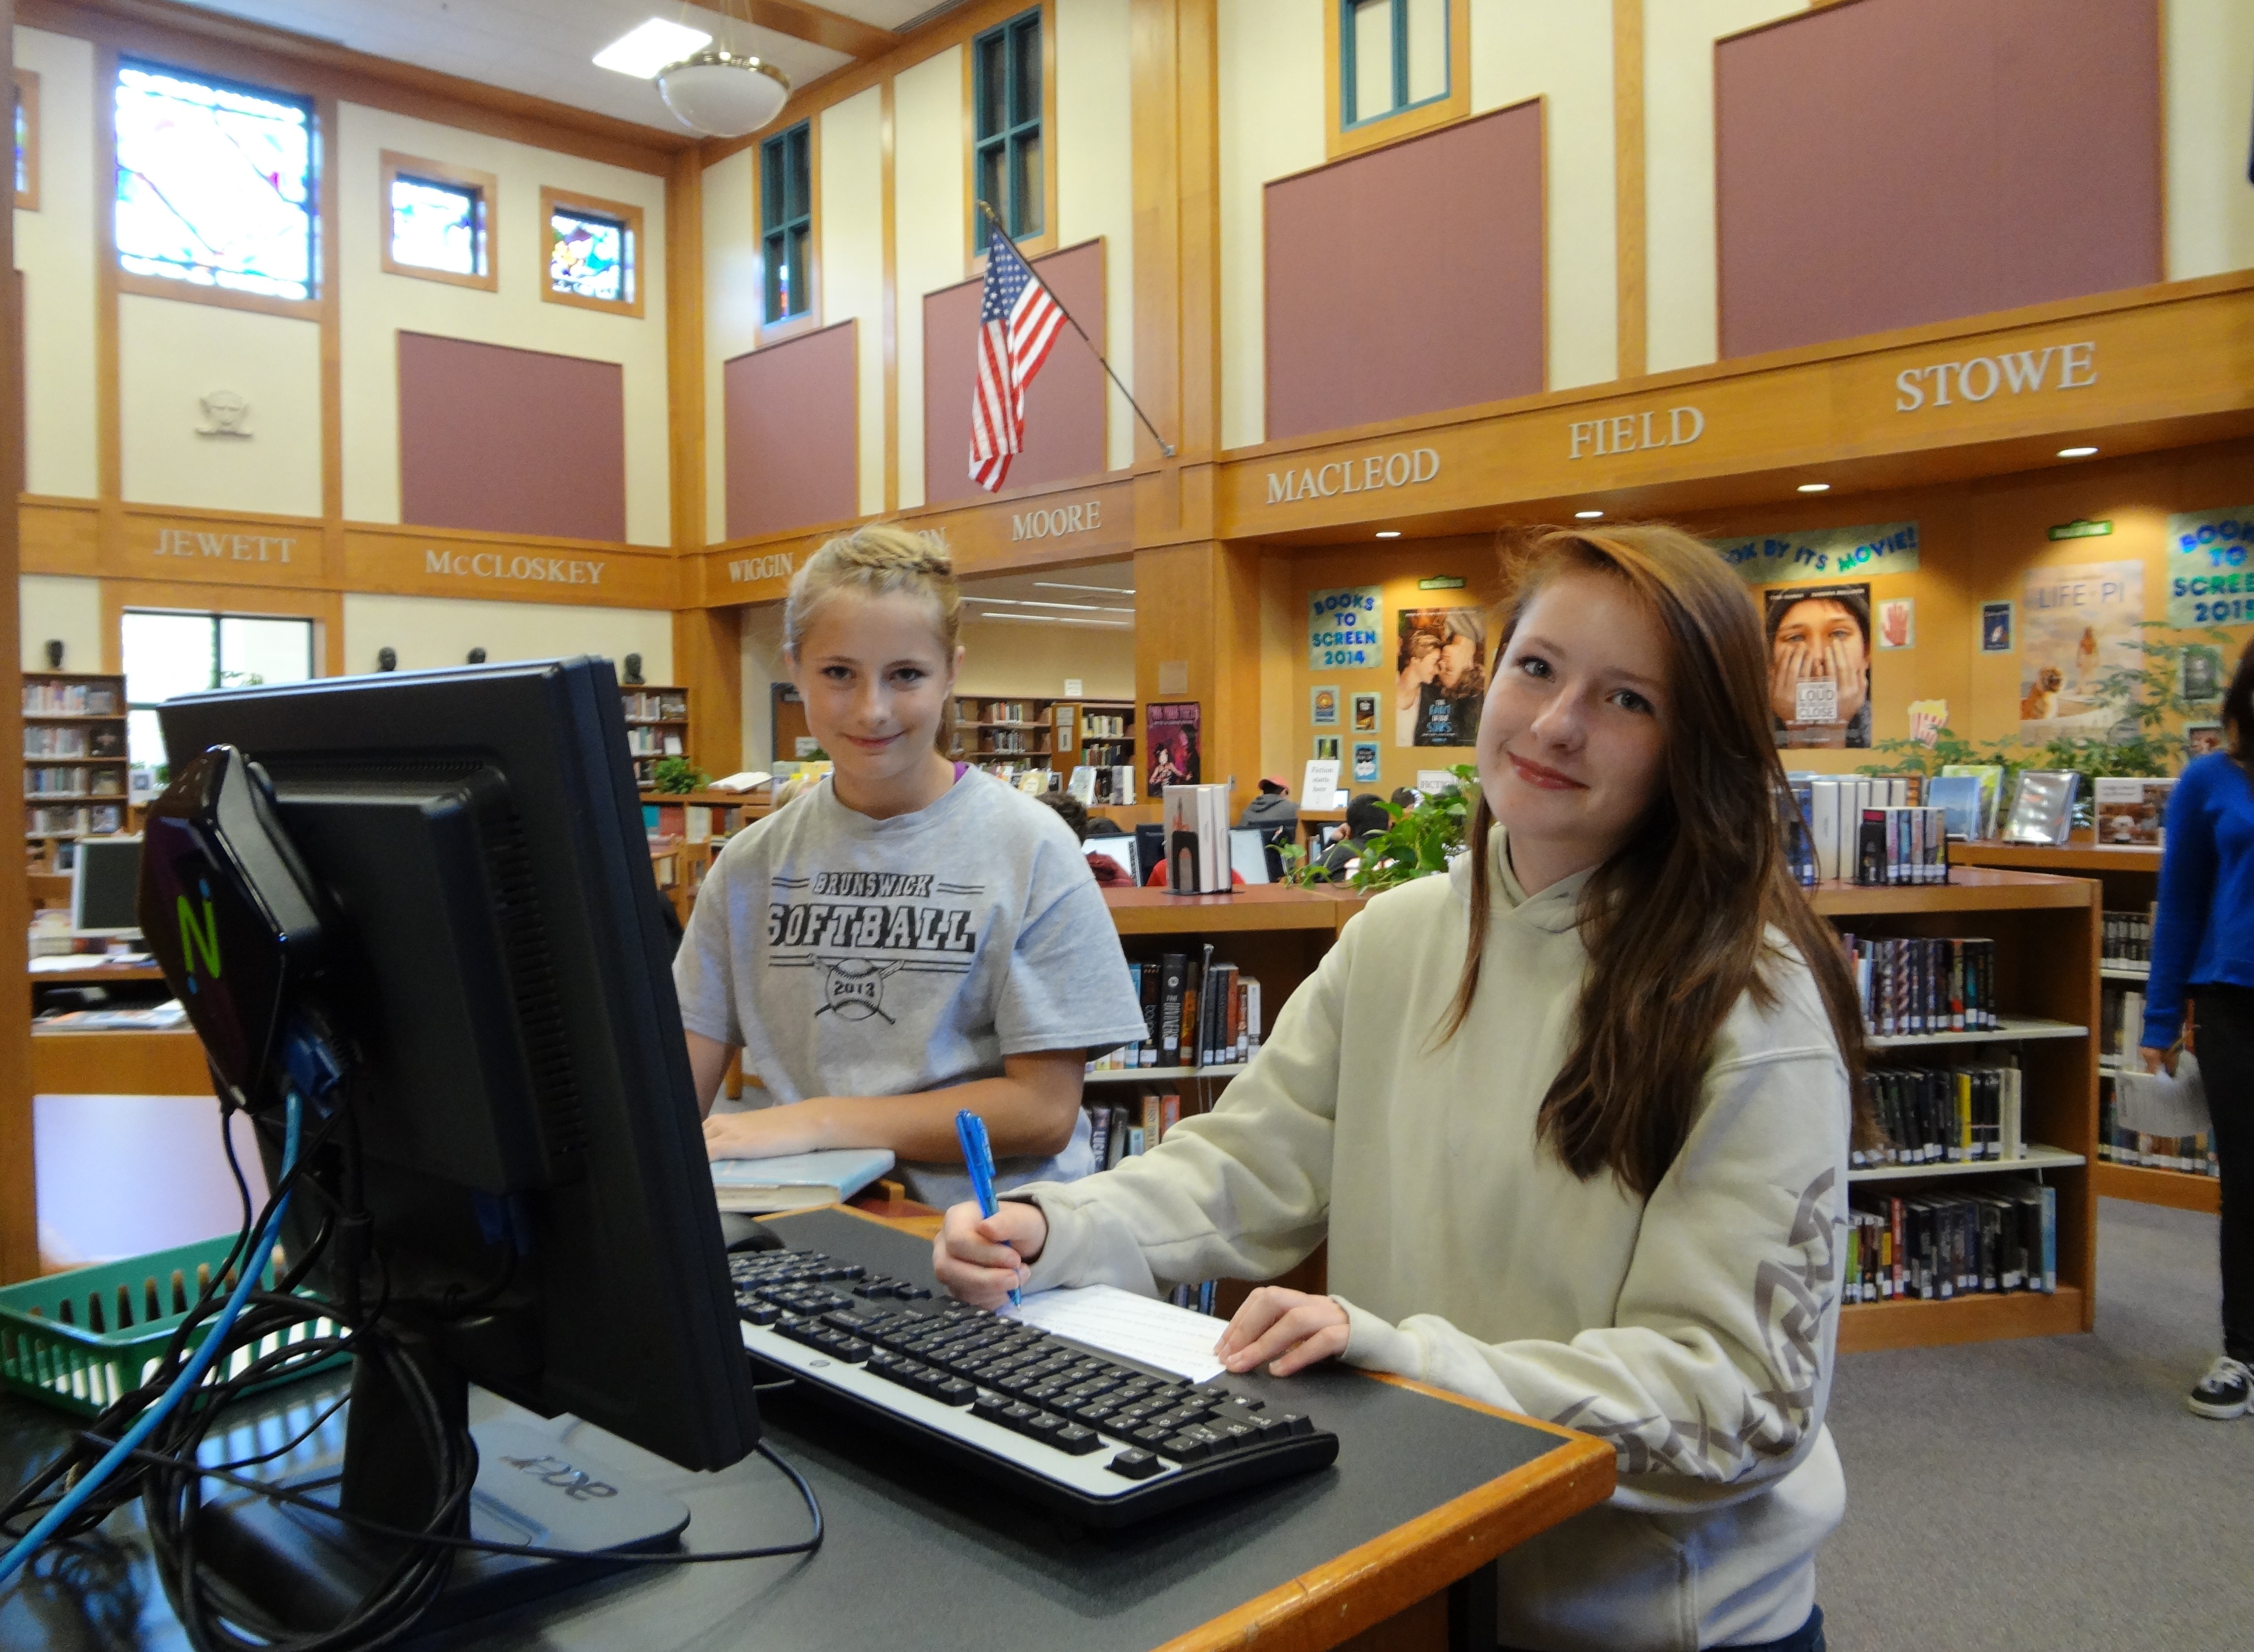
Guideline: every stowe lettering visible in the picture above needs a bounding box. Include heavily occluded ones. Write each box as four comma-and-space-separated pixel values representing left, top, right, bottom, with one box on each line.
1894, 342, 2095, 410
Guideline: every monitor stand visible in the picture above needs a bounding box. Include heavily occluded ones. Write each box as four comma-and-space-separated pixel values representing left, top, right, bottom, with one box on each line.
192, 1327, 690, 1639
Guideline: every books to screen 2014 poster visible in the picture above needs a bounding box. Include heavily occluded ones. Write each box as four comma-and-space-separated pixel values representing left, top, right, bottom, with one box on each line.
2018, 560, 2144, 740
1146, 703, 1200, 791
1396, 607, 1487, 747
1764, 583, 1871, 748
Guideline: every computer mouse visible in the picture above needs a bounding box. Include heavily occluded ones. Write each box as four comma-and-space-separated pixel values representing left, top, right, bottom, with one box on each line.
725, 1219, 786, 1253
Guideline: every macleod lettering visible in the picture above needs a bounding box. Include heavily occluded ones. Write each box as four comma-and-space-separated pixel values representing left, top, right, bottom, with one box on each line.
1895, 341, 2095, 411
424, 549, 607, 586
153, 528, 296, 564
729, 552, 795, 584
1011, 500, 1102, 541
1265, 447, 1440, 505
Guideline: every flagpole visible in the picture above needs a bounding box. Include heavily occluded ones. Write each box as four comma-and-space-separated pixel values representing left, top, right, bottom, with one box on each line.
977, 199, 1176, 459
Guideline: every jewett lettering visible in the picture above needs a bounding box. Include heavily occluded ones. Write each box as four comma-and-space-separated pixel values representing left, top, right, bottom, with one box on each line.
1010, 498, 1103, 541
424, 548, 607, 586
1567, 405, 1704, 460
1894, 341, 2096, 411
1265, 447, 1440, 505
152, 527, 296, 564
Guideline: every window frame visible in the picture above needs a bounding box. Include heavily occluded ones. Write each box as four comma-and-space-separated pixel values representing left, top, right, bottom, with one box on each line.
14, 67, 39, 212
110, 56, 323, 319
963, 1, 1057, 270
378, 150, 498, 293
1325, 0, 1470, 161
538, 184, 645, 318
120, 606, 317, 767
755, 118, 821, 341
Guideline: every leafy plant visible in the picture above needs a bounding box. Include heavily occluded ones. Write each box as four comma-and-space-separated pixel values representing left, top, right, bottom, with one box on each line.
1349, 763, 1480, 893
1271, 840, 1327, 889
649, 756, 710, 795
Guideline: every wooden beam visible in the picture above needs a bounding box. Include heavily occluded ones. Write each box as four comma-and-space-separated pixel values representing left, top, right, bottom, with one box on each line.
0, 0, 32, 1283
735, 0, 898, 61
668, 147, 708, 557
22, 0, 690, 174
1611, 0, 1647, 380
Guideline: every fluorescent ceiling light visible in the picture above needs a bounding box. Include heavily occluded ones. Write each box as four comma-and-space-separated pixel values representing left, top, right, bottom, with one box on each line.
594, 18, 711, 76
970, 597, 1131, 613
1375, 530, 1401, 539
2058, 446, 2098, 458
1797, 483, 1830, 493
1574, 509, 1603, 519
982, 613, 1132, 629
1033, 581, 1135, 595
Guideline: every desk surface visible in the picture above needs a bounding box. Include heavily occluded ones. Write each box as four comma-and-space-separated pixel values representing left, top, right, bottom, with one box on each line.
0, 1209, 1611, 1652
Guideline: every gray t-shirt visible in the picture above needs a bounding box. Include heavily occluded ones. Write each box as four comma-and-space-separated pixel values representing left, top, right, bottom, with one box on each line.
674, 770, 1149, 1207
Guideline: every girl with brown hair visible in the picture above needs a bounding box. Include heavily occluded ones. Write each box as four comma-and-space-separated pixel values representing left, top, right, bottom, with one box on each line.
936, 525, 1862, 1652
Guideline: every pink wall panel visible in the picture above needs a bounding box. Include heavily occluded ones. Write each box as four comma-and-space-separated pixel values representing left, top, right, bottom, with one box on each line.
1264, 104, 1545, 443
398, 333, 627, 543
923, 240, 1106, 506
1717, 0, 2160, 359
724, 320, 859, 540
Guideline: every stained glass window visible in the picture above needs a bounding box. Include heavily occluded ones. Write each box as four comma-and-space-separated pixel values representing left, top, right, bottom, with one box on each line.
549, 208, 630, 304
390, 174, 482, 276
13, 84, 28, 198
114, 60, 314, 302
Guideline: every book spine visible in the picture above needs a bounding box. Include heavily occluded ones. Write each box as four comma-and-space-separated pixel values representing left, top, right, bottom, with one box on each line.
1158, 953, 1186, 1061
1159, 1093, 1180, 1142
1244, 978, 1262, 1054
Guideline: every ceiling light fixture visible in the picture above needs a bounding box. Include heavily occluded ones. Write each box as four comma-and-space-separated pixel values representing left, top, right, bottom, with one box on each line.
2057, 446, 2099, 458
656, 47, 791, 137
981, 613, 1132, 629
1797, 483, 1831, 493
1375, 530, 1401, 539
593, 18, 711, 77
1033, 581, 1136, 596
1574, 509, 1603, 520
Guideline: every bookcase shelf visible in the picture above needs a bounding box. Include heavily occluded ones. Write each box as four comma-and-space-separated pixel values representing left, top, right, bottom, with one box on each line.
1864, 1015, 2085, 1050
1085, 1064, 1247, 1083
619, 684, 693, 787
2091, 1161, 2221, 1214
1849, 1144, 2084, 1184
22, 671, 130, 857
1839, 1285, 2087, 1353
2099, 963, 2150, 981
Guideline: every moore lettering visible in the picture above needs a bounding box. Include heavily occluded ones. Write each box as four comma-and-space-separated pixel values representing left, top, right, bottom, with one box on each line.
1011, 499, 1105, 541
1265, 448, 1441, 505
425, 549, 606, 586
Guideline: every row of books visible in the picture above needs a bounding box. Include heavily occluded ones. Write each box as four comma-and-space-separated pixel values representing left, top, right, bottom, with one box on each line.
1082, 713, 1131, 739
2098, 1095, 2216, 1176
620, 691, 688, 721
981, 728, 1045, 753
1840, 935, 1999, 1036
1064, 765, 1137, 807
1089, 953, 1264, 1069
23, 682, 119, 716
961, 700, 1041, 725
1787, 775, 1924, 882
2099, 984, 2147, 1058
24, 766, 123, 797
27, 803, 124, 836
2102, 908, 2155, 966
641, 802, 736, 843
25, 727, 123, 758
1855, 1061, 2025, 1167
625, 728, 686, 757
1085, 1093, 1184, 1165
1846, 1182, 2058, 1302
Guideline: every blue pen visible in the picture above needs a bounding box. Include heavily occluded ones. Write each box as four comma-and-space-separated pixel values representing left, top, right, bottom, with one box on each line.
954, 1108, 1021, 1307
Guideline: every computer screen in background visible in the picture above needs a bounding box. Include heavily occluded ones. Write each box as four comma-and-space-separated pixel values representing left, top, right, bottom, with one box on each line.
1085, 834, 1137, 883
72, 835, 144, 936
1229, 828, 1272, 886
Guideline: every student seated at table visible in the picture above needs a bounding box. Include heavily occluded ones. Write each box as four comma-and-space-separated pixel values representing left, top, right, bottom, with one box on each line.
937, 525, 1859, 1652
1316, 791, 1392, 880
676, 526, 1148, 1207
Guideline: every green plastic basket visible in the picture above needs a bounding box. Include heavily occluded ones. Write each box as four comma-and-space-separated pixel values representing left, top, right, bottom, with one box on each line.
0, 1235, 344, 1418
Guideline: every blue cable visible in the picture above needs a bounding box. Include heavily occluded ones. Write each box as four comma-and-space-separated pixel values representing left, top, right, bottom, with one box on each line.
0, 1089, 304, 1587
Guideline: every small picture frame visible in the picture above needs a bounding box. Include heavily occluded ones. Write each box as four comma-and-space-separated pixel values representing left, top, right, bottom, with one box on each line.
1313, 736, 1341, 763
1979, 601, 2014, 653
1351, 740, 1379, 783
1311, 686, 1340, 726
2187, 723, 2226, 759
1351, 692, 1379, 733
1876, 598, 1914, 650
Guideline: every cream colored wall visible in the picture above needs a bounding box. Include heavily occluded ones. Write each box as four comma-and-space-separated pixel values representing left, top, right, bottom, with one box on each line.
704, 145, 760, 545
340, 592, 673, 677
335, 101, 670, 544
1257, 553, 1297, 786
740, 600, 787, 767
1642, 0, 1806, 374
19, 575, 103, 672
1471, 0, 1616, 390
2165, 0, 2254, 282
893, 46, 966, 511
1217, 0, 1328, 451
819, 89, 886, 518
1056, 0, 1136, 471
954, 615, 1134, 698
118, 297, 325, 516
14, 27, 98, 501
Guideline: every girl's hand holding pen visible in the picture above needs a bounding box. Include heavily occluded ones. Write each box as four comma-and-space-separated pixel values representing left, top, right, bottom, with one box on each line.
934, 1201, 1047, 1309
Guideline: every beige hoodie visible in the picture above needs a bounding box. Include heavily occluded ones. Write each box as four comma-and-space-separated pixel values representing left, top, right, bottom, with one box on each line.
1015, 830, 1851, 1652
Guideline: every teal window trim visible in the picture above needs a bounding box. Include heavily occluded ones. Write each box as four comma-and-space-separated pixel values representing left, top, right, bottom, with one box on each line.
759, 119, 812, 325
971, 7, 1043, 242
1340, 0, 1451, 131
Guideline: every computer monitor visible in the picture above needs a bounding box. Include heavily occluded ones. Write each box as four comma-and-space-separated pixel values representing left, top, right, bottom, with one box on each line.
1084, 834, 1137, 883
1228, 828, 1271, 886
70, 835, 143, 936
149, 658, 759, 1626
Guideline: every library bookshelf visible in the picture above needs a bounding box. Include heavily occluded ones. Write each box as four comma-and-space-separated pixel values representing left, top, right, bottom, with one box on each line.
22, 672, 130, 857
1951, 842, 2215, 1215
1814, 866, 2098, 1350
951, 696, 1141, 809
619, 684, 691, 789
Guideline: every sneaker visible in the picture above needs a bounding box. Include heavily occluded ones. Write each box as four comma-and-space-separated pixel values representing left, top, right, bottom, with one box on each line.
2187, 1356, 2252, 1420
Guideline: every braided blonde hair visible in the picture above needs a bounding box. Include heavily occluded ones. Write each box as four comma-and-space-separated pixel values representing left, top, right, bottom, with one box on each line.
783, 525, 962, 659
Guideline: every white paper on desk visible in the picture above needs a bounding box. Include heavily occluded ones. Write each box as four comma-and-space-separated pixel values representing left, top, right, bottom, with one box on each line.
1005, 1284, 1227, 1384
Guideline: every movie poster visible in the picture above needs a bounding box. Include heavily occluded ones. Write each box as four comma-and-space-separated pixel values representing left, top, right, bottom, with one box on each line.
1764, 583, 1872, 749
2018, 560, 2145, 739
1395, 607, 1488, 747
1146, 702, 1200, 790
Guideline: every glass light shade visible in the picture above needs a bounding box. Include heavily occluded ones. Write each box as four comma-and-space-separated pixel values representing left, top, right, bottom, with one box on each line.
655, 50, 791, 138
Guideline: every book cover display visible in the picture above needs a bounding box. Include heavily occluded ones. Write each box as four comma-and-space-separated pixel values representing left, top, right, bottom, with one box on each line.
1395, 607, 1487, 748
1764, 583, 1871, 748
2093, 776, 2174, 846
2001, 770, 2079, 845
2017, 560, 2144, 738
1146, 702, 1200, 791
1161, 783, 1232, 893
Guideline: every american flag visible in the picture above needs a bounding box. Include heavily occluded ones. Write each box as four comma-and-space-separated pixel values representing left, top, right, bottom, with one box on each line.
969, 224, 1066, 492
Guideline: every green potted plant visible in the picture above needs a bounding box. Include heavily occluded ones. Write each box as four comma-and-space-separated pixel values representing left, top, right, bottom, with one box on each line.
1348, 764, 1480, 893
649, 756, 710, 795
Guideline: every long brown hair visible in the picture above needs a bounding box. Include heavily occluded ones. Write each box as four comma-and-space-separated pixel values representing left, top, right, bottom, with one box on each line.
1442, 525, 1865, 1199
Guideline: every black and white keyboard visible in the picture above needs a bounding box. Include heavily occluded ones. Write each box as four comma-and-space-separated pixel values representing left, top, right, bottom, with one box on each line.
730, 1245, 1341, 1527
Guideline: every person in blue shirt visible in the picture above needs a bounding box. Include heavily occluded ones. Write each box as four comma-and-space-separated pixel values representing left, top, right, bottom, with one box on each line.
2142, 638, 2254, 1420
